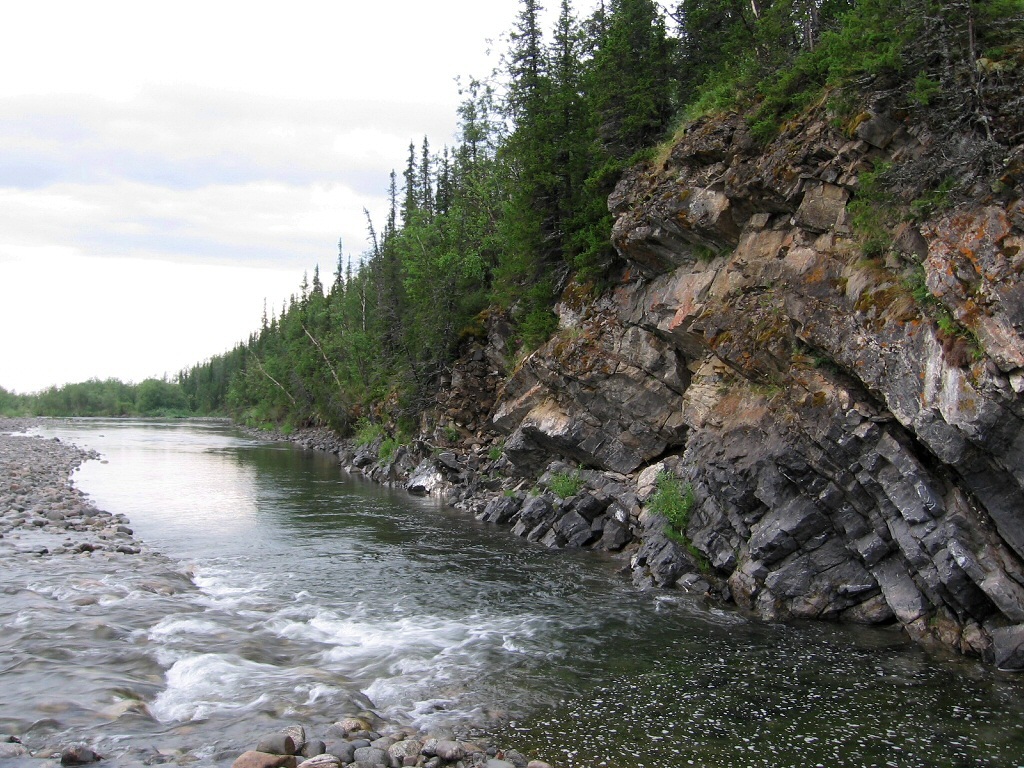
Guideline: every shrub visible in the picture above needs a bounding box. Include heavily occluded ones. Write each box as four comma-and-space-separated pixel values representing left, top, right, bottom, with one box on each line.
549, 469, 583, 499
354, 418, 384, 447
649, 471, 695, 535
378, 437, 400, 462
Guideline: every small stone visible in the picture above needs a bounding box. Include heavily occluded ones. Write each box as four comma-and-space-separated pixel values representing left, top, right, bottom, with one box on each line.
388, 739, 422, 766
297, 755, 341, 768
0, 743, 29, 759
232, 751, 298, 768
332, 742, 356, 764
301, 740, 326, 758
433, 740, 465, 762
61, 744, 102, 765
282, 726, 306, 754
526, 762, 553, 768
256, 734, 296, 756
352, 746, 388, 765
334, 717, 372, 736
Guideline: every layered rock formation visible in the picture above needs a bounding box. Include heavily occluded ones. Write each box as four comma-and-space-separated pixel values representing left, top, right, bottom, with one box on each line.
486, 110, 1024, 663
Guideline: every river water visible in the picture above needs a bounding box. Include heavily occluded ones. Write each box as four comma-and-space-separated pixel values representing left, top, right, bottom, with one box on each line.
4, 419, 1024, 767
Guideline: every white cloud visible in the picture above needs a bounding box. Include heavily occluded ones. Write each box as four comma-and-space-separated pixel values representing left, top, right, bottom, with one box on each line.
0, 250, 303, 393
0, 0, 602, 392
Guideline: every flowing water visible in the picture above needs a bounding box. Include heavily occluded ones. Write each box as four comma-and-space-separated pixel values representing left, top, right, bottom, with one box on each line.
3, 419, 1024, 767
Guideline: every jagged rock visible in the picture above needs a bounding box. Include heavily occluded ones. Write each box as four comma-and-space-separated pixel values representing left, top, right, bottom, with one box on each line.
481, 105, 1024, 661
991, 625, 1024, 671
480, 495, 521, 524
407, 461, 446, 496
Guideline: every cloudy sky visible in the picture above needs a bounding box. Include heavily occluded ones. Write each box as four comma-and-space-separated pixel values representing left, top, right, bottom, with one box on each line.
0, 0, 541, 394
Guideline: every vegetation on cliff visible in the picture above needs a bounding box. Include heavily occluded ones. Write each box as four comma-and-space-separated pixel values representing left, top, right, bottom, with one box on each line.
174, 0, 1022, 435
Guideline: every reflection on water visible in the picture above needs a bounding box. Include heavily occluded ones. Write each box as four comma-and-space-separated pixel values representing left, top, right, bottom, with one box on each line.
0, 418, 1021, 768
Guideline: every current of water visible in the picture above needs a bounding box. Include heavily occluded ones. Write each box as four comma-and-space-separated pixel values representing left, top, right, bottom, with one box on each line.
2, 419, 1022, 767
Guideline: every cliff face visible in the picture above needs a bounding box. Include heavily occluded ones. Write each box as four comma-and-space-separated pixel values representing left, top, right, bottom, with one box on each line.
489, 110, 1024, 662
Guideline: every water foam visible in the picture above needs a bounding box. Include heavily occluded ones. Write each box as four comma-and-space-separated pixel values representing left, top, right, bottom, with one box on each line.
150, 653, 282, 722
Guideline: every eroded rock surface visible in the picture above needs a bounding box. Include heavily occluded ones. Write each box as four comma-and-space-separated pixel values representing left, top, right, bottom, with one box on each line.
486, 111, 1024, 659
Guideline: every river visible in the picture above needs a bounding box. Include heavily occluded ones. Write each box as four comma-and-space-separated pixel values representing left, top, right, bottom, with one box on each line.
4, 419, 1024, 767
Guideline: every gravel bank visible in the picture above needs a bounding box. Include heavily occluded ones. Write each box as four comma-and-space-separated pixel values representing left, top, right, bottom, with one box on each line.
0, 419, 556, 768
0, 418, 143, 558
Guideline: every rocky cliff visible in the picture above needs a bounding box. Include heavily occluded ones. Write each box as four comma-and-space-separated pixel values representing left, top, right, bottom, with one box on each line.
477, 107, 1024, 666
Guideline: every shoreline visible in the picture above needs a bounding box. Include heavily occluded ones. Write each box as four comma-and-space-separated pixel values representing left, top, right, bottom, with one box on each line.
0, 418, 554, 768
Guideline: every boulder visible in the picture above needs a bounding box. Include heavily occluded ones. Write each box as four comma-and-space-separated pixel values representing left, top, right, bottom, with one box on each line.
407, 461, 446, 496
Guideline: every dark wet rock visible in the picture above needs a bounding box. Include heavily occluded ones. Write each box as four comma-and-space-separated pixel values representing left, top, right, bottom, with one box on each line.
991, 625, 1024, 671
479, 495, 520, 525
61, 744, 102, 765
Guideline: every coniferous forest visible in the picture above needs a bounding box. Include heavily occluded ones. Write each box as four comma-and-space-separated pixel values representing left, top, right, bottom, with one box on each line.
30, 0, 1021, 430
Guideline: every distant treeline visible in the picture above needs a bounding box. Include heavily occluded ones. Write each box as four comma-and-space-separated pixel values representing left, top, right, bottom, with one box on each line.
0, 378, 190, 418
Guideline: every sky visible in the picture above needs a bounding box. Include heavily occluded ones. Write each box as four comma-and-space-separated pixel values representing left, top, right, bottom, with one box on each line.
0, 0, 542, 394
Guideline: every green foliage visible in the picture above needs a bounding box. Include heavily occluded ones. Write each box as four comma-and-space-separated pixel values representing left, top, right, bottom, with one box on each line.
10, 377, 189, 418
354, 418, 384, 447
488, 442, 504, 461
649, 471, 695, 535
0, 386, 31, 416
910, 73, 941, 106
909, 178, 955, 222
904, 264, 937, 307
848, 161, 894, 257
549, 469, 583, 498
519, 306, 560, 350
378, 436, 400, 462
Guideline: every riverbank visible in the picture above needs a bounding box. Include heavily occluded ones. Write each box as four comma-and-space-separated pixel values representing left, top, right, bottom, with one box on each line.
0, 419, 554, 768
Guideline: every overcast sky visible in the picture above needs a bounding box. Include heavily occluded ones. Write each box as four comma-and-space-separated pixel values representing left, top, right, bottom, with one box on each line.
0, 0, 552, 394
